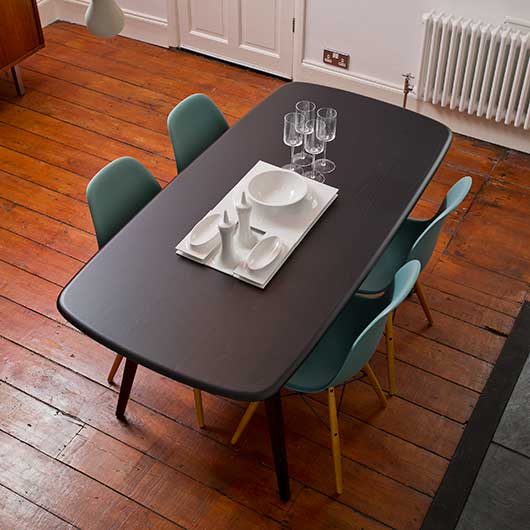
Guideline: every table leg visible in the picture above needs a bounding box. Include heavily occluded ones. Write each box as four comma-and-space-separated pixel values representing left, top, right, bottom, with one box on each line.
11, 66, 25, 96
116, 358, 137, 419
265, 393, 290, 501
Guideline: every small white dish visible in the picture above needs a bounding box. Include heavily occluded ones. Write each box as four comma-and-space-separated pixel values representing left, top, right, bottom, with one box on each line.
189, 213, 221, 251
246, 236, 283, 271
247, 169, 308, 208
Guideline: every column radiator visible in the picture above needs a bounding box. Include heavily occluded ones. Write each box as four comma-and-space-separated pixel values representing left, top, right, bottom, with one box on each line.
417, 13, 530, 130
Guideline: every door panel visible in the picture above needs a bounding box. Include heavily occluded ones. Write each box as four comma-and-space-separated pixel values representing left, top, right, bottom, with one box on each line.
240, 0, 277, 53
178, 0, 294, 78
189, 0, 228, 43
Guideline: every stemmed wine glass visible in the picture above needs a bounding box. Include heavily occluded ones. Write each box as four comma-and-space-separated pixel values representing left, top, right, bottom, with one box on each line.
293, 100, 316, 166
314, 107, 337, 173
303, 119, 325, 183
282, 112, 303, 171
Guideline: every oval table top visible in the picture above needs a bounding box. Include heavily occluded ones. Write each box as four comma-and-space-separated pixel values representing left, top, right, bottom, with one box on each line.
58, 82, 451, 401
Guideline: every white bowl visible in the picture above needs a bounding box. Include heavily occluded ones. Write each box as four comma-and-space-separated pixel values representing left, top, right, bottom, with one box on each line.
246, 236, 283, 271
189, 213, 220, 251
247, 169, 308, 208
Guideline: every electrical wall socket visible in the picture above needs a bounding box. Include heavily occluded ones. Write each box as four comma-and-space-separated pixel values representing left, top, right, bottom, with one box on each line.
323, 49, 349, 69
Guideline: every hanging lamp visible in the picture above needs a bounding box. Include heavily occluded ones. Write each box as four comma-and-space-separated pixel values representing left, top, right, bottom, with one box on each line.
85, 0, 124, 38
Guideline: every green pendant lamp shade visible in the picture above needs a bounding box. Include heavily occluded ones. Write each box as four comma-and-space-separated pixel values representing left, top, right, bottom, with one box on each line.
85, 0, 124, 38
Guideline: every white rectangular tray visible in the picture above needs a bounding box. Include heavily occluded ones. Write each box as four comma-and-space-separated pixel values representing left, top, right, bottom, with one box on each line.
176, 161, 338, 288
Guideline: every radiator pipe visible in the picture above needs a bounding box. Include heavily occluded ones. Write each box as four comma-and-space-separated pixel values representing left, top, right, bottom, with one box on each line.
402, 73, 415, 109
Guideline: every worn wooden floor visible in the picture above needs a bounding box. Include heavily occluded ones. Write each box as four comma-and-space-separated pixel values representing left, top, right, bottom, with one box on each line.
0, 21, 529, 530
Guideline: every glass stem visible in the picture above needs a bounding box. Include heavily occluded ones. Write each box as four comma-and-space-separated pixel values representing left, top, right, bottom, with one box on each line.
322, 142, 327, 162
290, 145, 295, 166
312, 153, 316, 177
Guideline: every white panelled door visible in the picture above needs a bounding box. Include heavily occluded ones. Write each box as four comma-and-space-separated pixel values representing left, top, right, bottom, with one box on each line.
177, 0, 295, 78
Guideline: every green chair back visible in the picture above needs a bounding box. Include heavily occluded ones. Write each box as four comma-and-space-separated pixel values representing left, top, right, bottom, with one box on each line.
331, 260, 421, 387
409, 176, 472, 269
286, 261, 421, 393
87, 156, 161, 248
167, 94, 229, 173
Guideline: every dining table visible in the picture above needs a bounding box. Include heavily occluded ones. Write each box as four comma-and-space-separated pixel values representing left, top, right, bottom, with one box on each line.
57, 81, 452, 501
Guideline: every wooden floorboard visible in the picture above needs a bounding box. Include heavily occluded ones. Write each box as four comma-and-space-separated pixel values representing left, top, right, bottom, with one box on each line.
0, 483, 76, 530
1, 21, 529, 529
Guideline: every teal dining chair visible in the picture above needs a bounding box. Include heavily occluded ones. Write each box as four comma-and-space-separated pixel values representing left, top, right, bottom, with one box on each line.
230, 260, 421, 495
358, 176, 472, 395
167, 93, 229, 173
87, 156, 205, 428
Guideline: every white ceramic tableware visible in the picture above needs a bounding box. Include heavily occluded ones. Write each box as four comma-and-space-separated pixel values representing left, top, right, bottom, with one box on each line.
247, 169, 308, 208
236, 191, 258, 248
218, 210, 240, 268
189, 213, 221, 251
175, 161, 339, 289
246, 236, 283, 271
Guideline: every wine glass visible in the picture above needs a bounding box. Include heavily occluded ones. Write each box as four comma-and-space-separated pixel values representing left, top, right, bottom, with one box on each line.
315, 107, 337, 173
294, 100, 316, 166
303, 119, 325, 183
282, 112, 303, 171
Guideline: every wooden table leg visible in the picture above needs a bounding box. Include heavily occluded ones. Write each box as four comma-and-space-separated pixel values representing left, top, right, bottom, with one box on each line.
116, 358, 137, 420
265, 393, 290, 501
11, 66, 25, 96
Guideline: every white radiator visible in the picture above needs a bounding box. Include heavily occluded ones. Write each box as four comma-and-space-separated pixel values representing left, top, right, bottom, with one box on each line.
417, 13, 530, 130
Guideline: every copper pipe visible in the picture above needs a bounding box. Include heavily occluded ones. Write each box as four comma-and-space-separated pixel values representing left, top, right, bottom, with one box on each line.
402, 73, 415, 109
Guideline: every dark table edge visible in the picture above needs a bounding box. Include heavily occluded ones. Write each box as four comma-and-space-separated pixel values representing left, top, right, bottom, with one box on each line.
421, 301, 530, 530
57, 82, 453, 401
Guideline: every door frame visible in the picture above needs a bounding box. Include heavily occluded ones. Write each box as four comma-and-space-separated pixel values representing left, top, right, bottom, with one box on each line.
292, 0, 306, 82
166, 0, 180, 47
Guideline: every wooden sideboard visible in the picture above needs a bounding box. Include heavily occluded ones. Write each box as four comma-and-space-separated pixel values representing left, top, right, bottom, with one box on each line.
0, 0, 45, 96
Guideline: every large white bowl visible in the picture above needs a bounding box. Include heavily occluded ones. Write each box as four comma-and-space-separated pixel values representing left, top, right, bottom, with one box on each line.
247, 169, 308, 208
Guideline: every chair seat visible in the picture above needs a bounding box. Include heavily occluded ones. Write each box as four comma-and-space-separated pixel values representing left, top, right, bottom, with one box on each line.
359, 218, 428, 293
286, 292, 389, 393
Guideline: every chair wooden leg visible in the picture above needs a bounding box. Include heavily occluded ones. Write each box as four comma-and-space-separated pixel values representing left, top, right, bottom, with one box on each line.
193, 388, 205, 428
107, 354, 124, 383
116, 358, 137, 419
363, 363, 387, 408
415, 281, 434, 326
231, 401, 259, 444
384, 315, 396, 396
327, 387, 343, 495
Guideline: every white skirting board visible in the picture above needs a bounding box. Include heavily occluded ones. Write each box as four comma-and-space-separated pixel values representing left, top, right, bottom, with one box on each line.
37, 0, 58, 28
293, 60, 530, 155
37, 0, 170, 47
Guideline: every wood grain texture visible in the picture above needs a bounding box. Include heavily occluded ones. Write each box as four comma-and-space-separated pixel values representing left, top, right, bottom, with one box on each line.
0, 0, 44, 72
0, 21, 529, 529
0, 430, 180, 529
0, 484, 74, 530
0, 198, 97, 261
58, 426, 282, 530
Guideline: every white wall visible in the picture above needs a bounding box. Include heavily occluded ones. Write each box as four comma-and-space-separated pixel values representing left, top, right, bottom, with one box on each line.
38, 0, 175, 47
295, 0, 530, 152
302, 0, 530, 92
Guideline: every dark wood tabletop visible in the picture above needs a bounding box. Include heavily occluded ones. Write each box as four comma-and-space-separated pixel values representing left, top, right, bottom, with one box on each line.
58, 82, 451, 402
